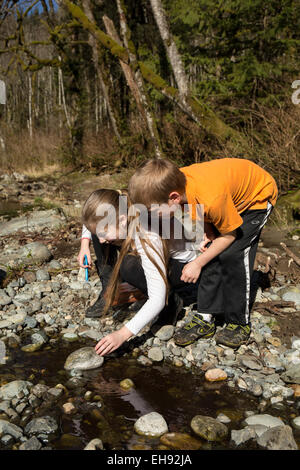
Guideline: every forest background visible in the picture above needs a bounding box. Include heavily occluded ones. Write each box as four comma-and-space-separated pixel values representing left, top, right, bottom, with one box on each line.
0, 0, 299, 194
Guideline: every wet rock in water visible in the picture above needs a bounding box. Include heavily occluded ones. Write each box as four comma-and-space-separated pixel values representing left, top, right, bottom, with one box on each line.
281, 364, 300, 384
21, 343, 44, 353
62, 403, 76, 415
257, 425, 297, 450
231, 427, 256, 446
205, 368, 227, 382
64, 347, 104, 371
0, 380, 32, 401
160, 432, 202, 450
148, 347, 164, 362
216, 413, 231, 424
134, 412, 168, 437
25, 416, 58, 442
84, 438, 104, 450
120, 379, 135, 390
190, 415, 228, 442
30, 384, 49, 399
62, 332, 79, 342
36, 269, 50, 281
155, 325, 175, 341
137, 355, 152, 366
31, 330, 48, 345
243, 414, 284, 429
1, 434, 14, 446
19, 436, 42, 450
0, 420, 23, 439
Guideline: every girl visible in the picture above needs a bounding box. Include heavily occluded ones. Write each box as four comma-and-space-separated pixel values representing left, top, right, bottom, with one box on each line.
80, 188, 201, 357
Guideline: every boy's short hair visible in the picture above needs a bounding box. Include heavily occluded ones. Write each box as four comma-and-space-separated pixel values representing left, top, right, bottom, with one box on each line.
128, 159, 186, 207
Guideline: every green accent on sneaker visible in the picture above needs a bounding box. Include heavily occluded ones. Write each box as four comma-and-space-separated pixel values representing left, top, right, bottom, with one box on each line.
215, 323, 251, 349
174, 314, 216, 346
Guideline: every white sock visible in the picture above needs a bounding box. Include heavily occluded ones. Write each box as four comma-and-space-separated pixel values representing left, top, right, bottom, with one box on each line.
198, 313, 213, 323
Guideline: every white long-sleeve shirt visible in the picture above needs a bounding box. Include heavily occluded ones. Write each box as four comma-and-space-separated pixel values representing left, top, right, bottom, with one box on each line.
81, 217, 200, 335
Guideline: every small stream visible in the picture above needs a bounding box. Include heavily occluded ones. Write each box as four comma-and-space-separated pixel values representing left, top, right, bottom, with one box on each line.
1, 341, 299, 450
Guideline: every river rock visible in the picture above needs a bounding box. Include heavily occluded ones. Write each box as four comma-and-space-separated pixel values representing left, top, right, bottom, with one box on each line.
18, 241, 52, 265
120, 379, 135, 390
134, 412, 168, 437
21, 343, 44, 353
0, 380, 32, 400
36, 269, 50, 281
31, 330, 48, 344
160, 432, 202, 450
291, 416, 300, 431
0, 210, 65, 237
231, 427, 256, 446
148, 347, 163, 362
0, 419, 23, 439
239, 355, 263, 370
190, 415, 228, 441
279, 286, 300, 305
25, 416, 58, 441
19, 436, 42, 450
0, 291, 12, 306
205, 368, 227, 382
48, 260, 62, 271
243, 414, 284, 429
64, 347, 104, 371
84, 438, 104, 450
257, 425, 297, 450
155, 325, 175, 341
281, 364, 300, 384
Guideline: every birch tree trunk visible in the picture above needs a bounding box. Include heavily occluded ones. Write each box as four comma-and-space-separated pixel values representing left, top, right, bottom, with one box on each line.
82, 0, 121, 142
150, 0, 189, 100
116, 0, 163, 158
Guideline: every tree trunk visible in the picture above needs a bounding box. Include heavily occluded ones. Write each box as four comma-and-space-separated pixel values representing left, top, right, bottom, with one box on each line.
150, 0, 188, 100
62, 0, 250, 155
115, 0, 163, 158
82, 0, 121, 142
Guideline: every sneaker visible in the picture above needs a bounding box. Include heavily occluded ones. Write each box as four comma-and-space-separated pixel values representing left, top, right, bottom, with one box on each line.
85, 295, 106, 318
174, 314, 216, 346
151, 293, 184, 335
215, 323, 251, 349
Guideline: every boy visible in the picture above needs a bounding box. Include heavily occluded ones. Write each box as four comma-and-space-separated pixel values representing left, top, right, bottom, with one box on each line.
128, 158, 278, 349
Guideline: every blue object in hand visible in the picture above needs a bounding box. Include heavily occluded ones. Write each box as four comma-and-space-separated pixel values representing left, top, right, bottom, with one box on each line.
83, 255, 89, 282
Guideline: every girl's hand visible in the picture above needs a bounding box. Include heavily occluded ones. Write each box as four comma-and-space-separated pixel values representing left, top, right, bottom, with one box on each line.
180, 259, 202, 283
95, 327, 133, 356
77, 241, 92, 268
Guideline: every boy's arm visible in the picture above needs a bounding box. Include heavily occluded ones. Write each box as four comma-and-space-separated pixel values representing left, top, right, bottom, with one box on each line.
181, 230, 236, 283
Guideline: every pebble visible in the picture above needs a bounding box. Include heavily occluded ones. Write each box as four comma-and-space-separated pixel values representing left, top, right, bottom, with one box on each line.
0, 380, 32, 401
120, 379, 135, 390
243, 414, 284, 429
62, 403, 76, 415
160, 432, 202, 450
190, 415, 228, 441
19, 436, 42, 450
84, 438, 104, 450
257, 425, 297, 450
134, 412, 168, 437
291, 416, 300, 431
148, 347, 164, 362
205, 368, 228, 382
155, 325, 175, 341
36, 270, 50, 281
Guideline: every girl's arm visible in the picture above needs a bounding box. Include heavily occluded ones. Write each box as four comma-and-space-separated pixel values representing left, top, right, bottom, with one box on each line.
77, 225, 92, 268
94, 232, 167, 356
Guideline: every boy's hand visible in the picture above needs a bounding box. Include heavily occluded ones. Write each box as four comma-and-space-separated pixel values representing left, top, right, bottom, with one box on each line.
95, 327, 133, 356
199, 233, 212, 252
180, 259, 202, 284
77, 241, 92, 268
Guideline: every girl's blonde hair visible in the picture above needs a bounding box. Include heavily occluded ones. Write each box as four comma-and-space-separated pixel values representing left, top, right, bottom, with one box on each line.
128, 158, 186, 207
82, 188, 169, 316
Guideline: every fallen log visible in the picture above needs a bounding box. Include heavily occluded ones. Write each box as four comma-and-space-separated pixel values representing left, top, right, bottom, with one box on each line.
280, 242, 300, 268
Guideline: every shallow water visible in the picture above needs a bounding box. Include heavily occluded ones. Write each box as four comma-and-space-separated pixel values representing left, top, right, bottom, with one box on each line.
2, 341, 300, 450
